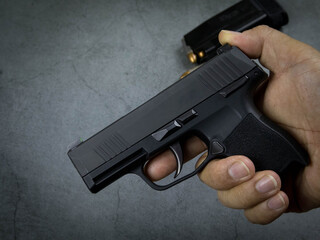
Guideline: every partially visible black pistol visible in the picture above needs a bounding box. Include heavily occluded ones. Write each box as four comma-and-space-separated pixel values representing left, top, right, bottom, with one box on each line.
68, 45, 308, 192
183, 0, 288, 64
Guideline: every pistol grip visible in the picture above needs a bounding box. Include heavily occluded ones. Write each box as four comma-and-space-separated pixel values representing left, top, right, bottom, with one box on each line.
222, 113, 309, 177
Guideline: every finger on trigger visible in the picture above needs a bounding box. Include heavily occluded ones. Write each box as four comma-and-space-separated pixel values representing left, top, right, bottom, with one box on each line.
145, 136, 207, 181
144, 149, 177, 181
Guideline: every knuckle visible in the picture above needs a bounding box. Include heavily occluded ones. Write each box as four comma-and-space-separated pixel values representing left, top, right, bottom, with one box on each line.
244, 210, 271, 225
197, 171, 207, 184
244, 209, 279, 225
236, 190, 255, 208
197, 161, 219, 187
244, 211, 258, 224
255, 24, 271, 31
217, 191, 229, 206
231, 155, 250, 163
217, 189, 252, 209
204, 160, 221, 181
246, 25, 274, 41
254, 25, 274, 36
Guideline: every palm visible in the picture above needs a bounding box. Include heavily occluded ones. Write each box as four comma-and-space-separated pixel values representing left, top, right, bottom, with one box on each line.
260, 47, 320, 211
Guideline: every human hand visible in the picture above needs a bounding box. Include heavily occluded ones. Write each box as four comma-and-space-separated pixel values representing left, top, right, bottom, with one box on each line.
145, 25, 320, 224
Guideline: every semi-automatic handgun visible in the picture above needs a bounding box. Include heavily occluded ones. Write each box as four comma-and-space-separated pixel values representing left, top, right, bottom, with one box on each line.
68, 45, 309, 192
183, 0, 288, 64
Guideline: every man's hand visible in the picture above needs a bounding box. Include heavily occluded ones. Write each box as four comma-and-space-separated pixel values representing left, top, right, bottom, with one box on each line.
145, 26, 320, 224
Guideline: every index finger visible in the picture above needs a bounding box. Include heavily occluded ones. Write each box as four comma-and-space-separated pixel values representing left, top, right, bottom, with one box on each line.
144, 136, 207, 181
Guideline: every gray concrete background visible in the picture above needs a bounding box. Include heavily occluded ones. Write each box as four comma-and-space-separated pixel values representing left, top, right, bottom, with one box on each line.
1, 0, 320, 239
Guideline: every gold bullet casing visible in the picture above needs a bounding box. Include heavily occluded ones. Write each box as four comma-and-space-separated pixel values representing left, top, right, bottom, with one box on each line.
187, 51, 204, 64
187, 52, 197, 64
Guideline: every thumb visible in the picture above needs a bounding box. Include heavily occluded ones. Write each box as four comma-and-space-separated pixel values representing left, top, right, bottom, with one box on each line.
218, 25, 314, 73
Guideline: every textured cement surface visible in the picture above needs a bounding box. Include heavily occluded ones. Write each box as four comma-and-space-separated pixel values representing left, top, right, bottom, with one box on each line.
1, 0, 320, 239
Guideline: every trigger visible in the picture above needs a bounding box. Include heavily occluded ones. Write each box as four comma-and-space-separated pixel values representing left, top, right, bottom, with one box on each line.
169, 142, 184, 178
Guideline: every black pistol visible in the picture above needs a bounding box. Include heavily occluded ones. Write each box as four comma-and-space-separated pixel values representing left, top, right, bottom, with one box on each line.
183, 0, 288, 64
68, 45, 308, 192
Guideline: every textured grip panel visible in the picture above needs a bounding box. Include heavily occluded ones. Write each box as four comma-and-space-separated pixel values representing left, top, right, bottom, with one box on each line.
223, 114, 308, 175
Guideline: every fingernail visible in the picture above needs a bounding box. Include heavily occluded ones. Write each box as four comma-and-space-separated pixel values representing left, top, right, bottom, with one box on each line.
219, 30, 241, 45
255, 175, 277, 193
221, 30, 241, 34
267, 193, 286, 210
228, 161, 250, 180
